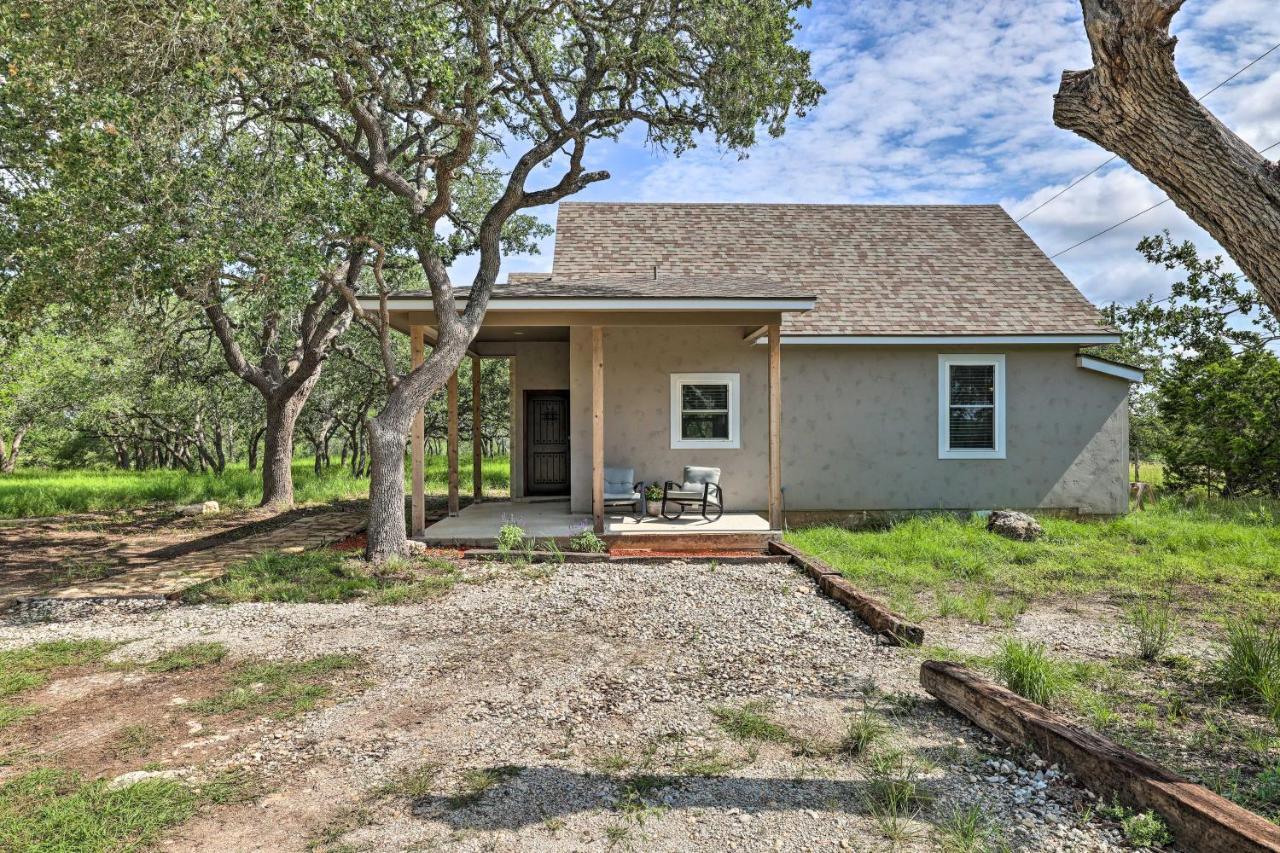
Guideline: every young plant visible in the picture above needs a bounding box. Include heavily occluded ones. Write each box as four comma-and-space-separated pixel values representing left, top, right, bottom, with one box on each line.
840, 707, 887, 758
1127, 596, 1177, 661
569, 529, 607, 554
993, 639, 1072, 707
497, 523, 529, 556
1215, 620, 1280, 720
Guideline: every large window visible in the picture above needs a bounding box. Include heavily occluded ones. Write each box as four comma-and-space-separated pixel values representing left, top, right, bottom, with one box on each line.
938, 355, 1005, 459
670, 373, 740, 449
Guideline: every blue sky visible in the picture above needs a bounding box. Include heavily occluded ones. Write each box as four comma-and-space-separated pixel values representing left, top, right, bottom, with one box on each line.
469, 0, 1280, 311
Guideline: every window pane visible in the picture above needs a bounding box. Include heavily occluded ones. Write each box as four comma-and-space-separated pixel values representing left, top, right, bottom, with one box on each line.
682, 383, 729, 411
950, 365, 994, 405
949, 406, 994, 449
682, 412, 730, 440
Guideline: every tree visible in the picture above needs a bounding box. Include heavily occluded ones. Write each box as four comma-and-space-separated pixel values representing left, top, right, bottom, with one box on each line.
1054, 0, 1280, 314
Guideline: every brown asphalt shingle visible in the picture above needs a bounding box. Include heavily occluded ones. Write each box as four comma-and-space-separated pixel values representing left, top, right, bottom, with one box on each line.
538, 202, 1108, 336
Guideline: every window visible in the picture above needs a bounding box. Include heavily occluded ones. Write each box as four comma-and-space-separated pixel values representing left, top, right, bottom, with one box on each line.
670, 373, 740, 449
938, 355, 1005, 459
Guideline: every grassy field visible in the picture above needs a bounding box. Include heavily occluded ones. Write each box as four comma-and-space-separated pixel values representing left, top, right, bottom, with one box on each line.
0, 454, 510, 519
785, 495, 1280, 625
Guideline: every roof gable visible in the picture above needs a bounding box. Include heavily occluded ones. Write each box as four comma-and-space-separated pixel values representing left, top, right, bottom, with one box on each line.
548, 202, 1106, 336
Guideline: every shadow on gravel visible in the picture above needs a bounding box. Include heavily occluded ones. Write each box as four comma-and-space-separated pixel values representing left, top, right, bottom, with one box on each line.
412, 765, 905, 830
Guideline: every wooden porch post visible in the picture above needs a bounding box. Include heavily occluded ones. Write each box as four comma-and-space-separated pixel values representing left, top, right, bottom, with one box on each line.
592, 326, 604, 534
409, 325, 426, 537
471, 355, 483, 502
447, 369, 460, 516
768, 323, 782, 529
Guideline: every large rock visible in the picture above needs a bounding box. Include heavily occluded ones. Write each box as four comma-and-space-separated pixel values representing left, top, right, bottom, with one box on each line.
108, 769, 184, 790
986, 510, 1043, 542
177, 500, 220, 516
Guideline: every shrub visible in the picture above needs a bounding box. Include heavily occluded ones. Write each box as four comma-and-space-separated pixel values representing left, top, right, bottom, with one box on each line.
1215, 620, 1280, 720
993, 639, 1071, 707
1117, 808, 1173, 848
569, 529, 607, 553
497, 523, 529, 555
1127, 597, 1177, 661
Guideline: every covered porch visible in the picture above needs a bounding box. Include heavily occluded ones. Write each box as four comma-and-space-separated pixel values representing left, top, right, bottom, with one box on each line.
358, 279, 814, 550
415, 499, 774, 549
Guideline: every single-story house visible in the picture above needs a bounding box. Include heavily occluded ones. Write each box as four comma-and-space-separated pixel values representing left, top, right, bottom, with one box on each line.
361, 202, 1140, 543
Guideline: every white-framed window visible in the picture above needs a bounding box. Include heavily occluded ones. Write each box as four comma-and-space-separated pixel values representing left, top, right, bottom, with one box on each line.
670, 373, 740, 449
938, 354, 1005, 459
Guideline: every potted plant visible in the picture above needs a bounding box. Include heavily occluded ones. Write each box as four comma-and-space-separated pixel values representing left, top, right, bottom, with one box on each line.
644, 483, 664, 517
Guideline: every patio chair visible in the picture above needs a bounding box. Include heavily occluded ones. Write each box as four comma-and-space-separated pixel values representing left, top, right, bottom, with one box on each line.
661, 466, 724, 522
603, 466, 644, 519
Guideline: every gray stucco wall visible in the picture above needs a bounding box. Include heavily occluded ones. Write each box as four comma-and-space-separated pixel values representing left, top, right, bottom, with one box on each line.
508, 342, 571, 499
560, 330, 1129, 515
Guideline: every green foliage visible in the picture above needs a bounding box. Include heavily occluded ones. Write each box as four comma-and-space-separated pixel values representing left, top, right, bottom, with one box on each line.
568, 529, 607, 554
0, 455, 510, 518
192, 654, 359, 717
935, 803, 1007, 853
0, 640, 117, 698
1214, 620, 1280, 721
1127, 596, 1178, 662
710, 702, 791, 742
496, 523, 528, 555
839, 708, 887, 758
0, 768, 198, 853
785, 500, 1280, 623
144, 642, 229, 673
1100, 801, 1173, 848
993, 639, 1071, 707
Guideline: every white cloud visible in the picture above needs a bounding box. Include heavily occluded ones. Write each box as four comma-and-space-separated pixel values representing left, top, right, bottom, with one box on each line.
454, 0, 1280, 311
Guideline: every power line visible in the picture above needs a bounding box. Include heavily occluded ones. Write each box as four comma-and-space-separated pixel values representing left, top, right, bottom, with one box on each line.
1048, 138, 1280, 260
1017, 39, 1280, 223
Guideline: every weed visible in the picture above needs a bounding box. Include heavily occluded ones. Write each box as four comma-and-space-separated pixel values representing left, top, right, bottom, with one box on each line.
1215, 620, 1280, 720
569, 529, 607, 553
590, 752, 632, 774
497, 523, 530, 558
0, 704, 38, 732
378, 763, 440, 799
370, 561, 459, 604
862, 748, 929, 844
1127, 596, 1177, 661
539, 538, 566, 565
840, 708, 887, 758
145, 642, 228, 672
199, 767, 260, 805
448, 765, 521, 808
111, 724, 159, 758
1117, 807, 1173, 848
193, 654, 359, 717
935, 803, 1008, 852
1255, 765, 1280, 808
675, 748, 735, 776
710, 702, 790, 743
993, 639, 1072, 707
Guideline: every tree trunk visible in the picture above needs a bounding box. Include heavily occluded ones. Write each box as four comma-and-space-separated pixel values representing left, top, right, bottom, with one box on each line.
261, 397, 304, 509
365, 415, 411, 562
0, 427, 26, 474
1054, 0, 1280, 313
247, 426, 265, 472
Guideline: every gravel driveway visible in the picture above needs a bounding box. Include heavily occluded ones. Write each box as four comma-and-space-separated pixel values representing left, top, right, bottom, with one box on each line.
1, 559, 1131, 851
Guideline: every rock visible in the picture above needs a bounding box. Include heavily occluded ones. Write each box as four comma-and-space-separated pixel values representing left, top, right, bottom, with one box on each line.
178, 500, 220, 516
986, 510, 1043, 541
108, 769, 183, 790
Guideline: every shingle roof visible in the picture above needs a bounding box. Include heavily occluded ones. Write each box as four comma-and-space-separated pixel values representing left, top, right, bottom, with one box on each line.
542, 202, 1108, 336
477, 274, 811, 299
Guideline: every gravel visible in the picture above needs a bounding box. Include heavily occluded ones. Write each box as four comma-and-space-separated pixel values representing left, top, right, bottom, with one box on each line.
0, 559, 1132, 851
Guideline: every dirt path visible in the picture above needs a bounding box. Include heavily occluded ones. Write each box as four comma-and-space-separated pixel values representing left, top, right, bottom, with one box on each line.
0, 560, 1129, 851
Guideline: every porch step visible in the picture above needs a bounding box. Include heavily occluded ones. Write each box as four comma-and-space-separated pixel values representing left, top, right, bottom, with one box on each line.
603, 530, 780, 553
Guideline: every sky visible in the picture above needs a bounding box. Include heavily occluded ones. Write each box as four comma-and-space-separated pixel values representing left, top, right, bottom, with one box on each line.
465, 0, 1280, 311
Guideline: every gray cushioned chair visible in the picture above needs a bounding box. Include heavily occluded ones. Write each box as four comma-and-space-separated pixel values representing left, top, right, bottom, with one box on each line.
662, 466, 723, 521
603, 466, 644, 519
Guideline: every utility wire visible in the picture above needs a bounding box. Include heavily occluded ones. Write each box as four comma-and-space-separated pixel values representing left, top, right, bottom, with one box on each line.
1048, 138, 1280, 260
1017, 40, 1280, 223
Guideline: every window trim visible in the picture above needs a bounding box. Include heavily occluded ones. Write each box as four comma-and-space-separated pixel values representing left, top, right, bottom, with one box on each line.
670, 373, 741, 449
937, 354, 1005, 460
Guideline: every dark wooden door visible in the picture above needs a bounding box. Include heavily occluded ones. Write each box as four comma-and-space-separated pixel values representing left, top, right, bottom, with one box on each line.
525, 391, 570, 495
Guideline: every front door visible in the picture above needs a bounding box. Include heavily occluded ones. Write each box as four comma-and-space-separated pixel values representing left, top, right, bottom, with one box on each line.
525, 391, 570, 496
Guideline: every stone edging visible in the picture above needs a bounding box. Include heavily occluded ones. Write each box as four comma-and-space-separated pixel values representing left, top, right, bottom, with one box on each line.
768, 541, 924, 646
921, 659, 1280, 853
458, 548, 788, 566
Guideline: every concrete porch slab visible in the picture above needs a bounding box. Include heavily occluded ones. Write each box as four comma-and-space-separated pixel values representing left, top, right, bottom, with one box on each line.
416, 500, 776, 547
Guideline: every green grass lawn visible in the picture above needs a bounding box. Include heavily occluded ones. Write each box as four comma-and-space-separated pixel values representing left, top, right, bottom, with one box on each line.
785, 496, 1280, 625
0, 453, 510, 519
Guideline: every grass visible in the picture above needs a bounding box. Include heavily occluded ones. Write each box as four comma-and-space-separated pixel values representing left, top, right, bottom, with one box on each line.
840, 707, 888, 758
145, 642, 228, 673
0, 453, 511, 519
192, 654, 360, 718
0, 640, 118, 702
184, 550, 458, 605
1214, 620, 1280, 721
992, 639, 1073, 707
785, 496, 1280, 623
448, 765, 521, 808
710, 702, 791, 743
0, 767, 198, 853
934, 803, 1007, 853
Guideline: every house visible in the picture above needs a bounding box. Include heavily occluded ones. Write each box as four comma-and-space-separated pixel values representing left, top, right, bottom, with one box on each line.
362, 202, 1140, 545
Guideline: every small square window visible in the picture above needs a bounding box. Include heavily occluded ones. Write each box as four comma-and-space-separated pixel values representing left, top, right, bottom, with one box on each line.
938, 355, 1005, 459
671, 374, 740, 449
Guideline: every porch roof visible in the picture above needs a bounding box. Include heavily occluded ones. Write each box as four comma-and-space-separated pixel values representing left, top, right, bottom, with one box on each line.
394, 274, 815, 300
